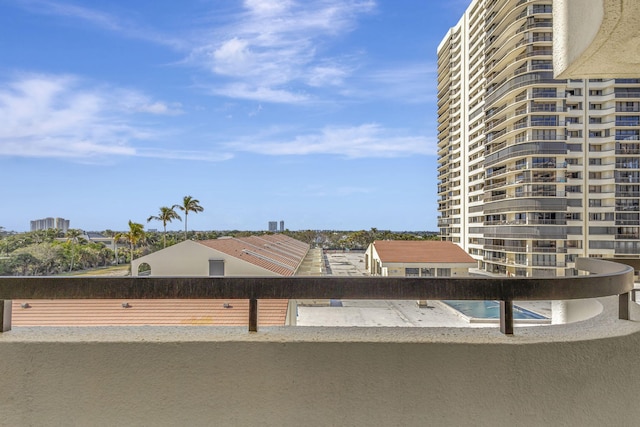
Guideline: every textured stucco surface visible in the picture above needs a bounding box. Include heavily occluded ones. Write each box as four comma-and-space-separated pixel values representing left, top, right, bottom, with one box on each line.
0, 297, 639, 426
554, 0, 640, 78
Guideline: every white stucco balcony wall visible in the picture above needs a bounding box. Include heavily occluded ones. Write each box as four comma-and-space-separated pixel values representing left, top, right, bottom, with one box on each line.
554, 0, 640, 78
0, 297, 639, 426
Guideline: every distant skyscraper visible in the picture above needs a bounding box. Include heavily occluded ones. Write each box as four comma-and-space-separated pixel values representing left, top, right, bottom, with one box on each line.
30, 217, 70, 233
279, 221, 284, 232
268, 221, 278, 232
437, 0, 640, 277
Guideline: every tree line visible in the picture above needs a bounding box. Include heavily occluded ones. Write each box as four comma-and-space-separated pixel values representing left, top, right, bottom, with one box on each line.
0, 195, 205, 276
1, 200, 438, 275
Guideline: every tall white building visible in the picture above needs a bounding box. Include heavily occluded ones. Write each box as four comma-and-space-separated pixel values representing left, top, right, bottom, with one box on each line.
437, 0, 640, 277
30, 217, 70, 233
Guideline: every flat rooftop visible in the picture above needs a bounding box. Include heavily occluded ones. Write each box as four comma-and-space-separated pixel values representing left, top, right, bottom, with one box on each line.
296, 250, 551, 328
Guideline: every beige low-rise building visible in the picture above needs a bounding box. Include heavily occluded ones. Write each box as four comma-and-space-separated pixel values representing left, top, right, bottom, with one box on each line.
364, 240, 477, 277
11, 234, 312, 328
131, 233, 309, 277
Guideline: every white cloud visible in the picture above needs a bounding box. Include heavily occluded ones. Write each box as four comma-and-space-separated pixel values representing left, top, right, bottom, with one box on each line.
243, 0, 294, 17
226, 123, 435, 158
190, 0, 376, 103
0, 73, 207, 160
212, 38, 252, 74
14, 1, 421, 106
13, 0, 183, 48
135, 148, 234, 162
211, 83, 309, 104
136, 102, 180, 115
307, 65, 349, 87
114, 91, 184, 115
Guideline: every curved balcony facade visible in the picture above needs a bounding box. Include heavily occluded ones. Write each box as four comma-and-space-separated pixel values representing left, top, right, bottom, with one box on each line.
437, 0, 640, 277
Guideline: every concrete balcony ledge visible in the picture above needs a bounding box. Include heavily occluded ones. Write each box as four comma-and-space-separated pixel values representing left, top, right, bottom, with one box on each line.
0, 298, 639, 426
0, 258, 637, 426
0, 295, 637, 345
554, 0, 640, 78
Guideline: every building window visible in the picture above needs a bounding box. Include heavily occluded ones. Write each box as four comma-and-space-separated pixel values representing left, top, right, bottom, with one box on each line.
405, 268, 419, 277
617, 158, 640, 169
531, 101, 556, 111
617, 171, 640, 182
532, 157, 556, 168
589, 185, 602, 193
208, 260, 225, 276
421, 268, 434, 277
533, 87, 557, 98
566, 171, 581, 179
436, 268, 451, 277
531, 115, 557, 126
565, 254, 578, 263
532, 254, 557, 266
616, 116, 640, 126
564, 185, 580, 193
532, 129, 557, 140
532, 4, 552, 13
617, 199, 640, 211
616, 129, 639, 140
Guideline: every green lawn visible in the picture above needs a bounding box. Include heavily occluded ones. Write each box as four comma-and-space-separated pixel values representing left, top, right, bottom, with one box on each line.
64, 265, 130, 277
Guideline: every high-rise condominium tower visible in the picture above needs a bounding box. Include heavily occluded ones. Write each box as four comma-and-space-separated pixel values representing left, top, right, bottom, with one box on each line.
30, 217, 70, 233
437, 0, 640, 277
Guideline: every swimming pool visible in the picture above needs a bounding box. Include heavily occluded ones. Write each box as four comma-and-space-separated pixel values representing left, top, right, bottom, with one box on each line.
443, 300, 547, 320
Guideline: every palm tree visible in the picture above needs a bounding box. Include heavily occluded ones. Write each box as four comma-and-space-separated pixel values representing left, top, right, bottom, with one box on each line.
115, 221, 146, 265
65, 229, 83, 272
174, 196, 204, 241
147, 206, 182, 248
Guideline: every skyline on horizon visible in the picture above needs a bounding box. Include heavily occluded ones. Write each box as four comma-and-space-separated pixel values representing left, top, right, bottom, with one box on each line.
0, 0, 471, 232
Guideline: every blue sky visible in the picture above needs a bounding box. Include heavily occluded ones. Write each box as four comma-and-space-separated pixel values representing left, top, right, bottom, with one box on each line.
0, 0, 470, 232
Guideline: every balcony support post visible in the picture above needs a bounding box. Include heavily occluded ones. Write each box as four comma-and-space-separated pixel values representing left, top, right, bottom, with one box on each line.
0, 300, 11, 332
500, 300, 514, 335
249, 298, 258, 332
619, 292, 630, 320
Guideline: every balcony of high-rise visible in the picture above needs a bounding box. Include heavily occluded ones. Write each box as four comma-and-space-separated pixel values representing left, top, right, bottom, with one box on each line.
2, 0, 640, 424
0, 254, 639, 425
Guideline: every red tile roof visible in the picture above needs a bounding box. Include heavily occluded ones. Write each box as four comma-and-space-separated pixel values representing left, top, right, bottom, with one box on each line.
372, 240, 476, 264
12, 299, 289, 327
197, 234, 309, 276
10, 234, 307, 328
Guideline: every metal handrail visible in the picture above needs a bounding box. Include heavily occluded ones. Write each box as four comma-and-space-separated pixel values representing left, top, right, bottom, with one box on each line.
0, 258, 634, 335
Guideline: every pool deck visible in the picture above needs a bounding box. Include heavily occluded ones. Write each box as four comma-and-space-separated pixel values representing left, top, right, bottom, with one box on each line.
296, 250, 552, 328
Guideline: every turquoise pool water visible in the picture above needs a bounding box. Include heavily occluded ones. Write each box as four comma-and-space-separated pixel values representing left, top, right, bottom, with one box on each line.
443, 300, 547, 320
